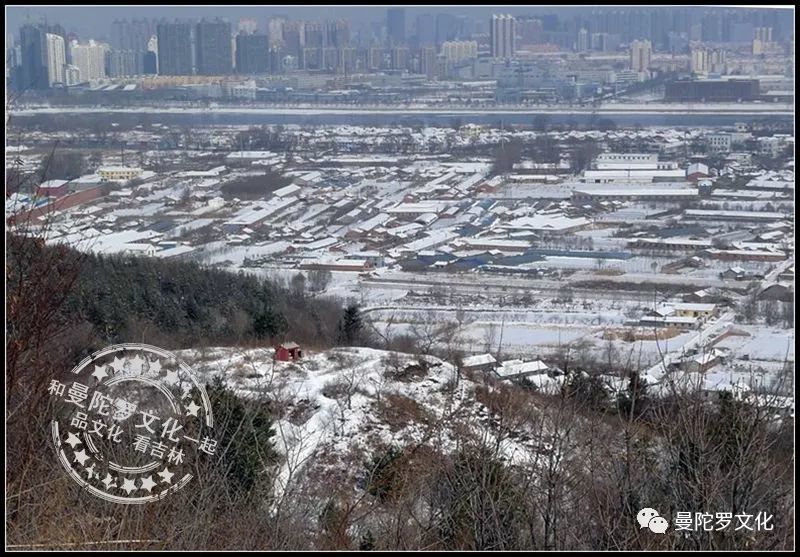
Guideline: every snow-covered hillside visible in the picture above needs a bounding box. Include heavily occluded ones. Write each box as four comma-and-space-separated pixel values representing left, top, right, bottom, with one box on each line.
176, 346, 554, 505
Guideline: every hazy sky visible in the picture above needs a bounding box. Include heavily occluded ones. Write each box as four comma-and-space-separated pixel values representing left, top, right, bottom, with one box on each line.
6, 5, 791, 41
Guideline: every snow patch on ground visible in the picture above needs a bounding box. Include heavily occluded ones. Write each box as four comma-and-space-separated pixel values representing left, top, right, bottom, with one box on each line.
175, 345, 553, 506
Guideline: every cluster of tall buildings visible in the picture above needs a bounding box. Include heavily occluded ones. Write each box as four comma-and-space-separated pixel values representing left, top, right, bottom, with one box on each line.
15, 23, 68, 89
573, 7, 786, 50
155, 19, 232, 76
11, 21, 157, 88
690, 47, 727, 75
7, 7, 791, 90
152, 17, 359, 76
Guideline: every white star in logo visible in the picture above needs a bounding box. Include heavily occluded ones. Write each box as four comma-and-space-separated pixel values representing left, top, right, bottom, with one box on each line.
65, 432, 82, 449
73, 449, 90, 466
121, 478, 137, 494
128, 354, 145, 374
92, 364, 109, 383
102, 473, 116, 489
185, 400, 201, 417
110, 356, 127, 374
139, 475, 156, 492
164, 369, 180, 384
148, 358, 162, 375
158, 467, 174, 484
85, 464, 96, 480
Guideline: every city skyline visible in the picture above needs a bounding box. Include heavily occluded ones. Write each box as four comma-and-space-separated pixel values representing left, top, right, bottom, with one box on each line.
7, 5, 794, 42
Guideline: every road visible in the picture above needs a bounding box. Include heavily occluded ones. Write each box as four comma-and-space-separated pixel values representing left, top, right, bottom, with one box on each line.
360, 268, 749, 302
645, 309, 737, 380
360, 274, 658, 302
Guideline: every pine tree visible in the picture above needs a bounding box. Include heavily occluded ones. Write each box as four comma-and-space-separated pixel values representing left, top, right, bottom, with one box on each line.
202, 376, 278, 499
338, 303, 363, 346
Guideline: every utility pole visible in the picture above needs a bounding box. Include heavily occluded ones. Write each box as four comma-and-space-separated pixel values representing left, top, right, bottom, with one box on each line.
496, 316, 506, 362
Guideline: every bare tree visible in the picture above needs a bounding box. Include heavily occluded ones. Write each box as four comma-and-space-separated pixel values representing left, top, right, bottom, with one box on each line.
307, 268, 333, 293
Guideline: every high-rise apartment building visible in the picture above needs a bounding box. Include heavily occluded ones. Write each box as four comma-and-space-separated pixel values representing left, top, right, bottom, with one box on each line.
337, 47, 357, 74
18, 23, 49, 90
367, 46, 384, 70
267, 17, 286, 47
435, 13, 459, 45
490, 14, 516, 59
387, 8, 406, 46
235, 33, 269, 74
629, 39, 652, 73
281, 20, 303, 58
754, 26, 773, 43
326, 20, 350, 48
44, 33, 66, 86
64, 64, 80, 85
70, 40, 108, 82
390, 46, 409, 70
691, 47, 726, 74
156, 21, 195, 75
304, 21, 324, 48
112, 19, 154, 52
419, 46, 438, 78
143, 50, 157, 74
302, 21, 324, 69
592, 32, 618, 52
577, 28, 589, 52
441, 40, 477, 63
517, 17, 544, 46
106, 49, 145, 77
196, 19, 233, 75
237, 18, 258, 35
691, 47, 706, 73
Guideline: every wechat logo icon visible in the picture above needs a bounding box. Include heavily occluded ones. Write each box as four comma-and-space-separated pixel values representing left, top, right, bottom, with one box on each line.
637, 508, 669, 534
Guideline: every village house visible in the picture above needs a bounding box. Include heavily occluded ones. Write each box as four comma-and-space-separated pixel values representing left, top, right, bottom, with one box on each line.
686, 162, 711, 182
639, 315, 699, 330
98, 166, 144, 182
646, 303, 717, 321
672, 303, 718, 320
494, 359, 552, 381
720, 266, 747, 280
36, 179, 70, 198
461, 353, 497, 373
757, 282, 793, 303
683, 348, 726, 373
682, 288, 734, 306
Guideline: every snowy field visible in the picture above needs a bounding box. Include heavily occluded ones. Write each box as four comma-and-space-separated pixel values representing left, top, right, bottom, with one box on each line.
715, 326, 795, 362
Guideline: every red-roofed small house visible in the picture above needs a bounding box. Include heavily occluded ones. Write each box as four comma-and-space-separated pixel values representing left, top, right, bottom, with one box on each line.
275, 342, 302, 361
